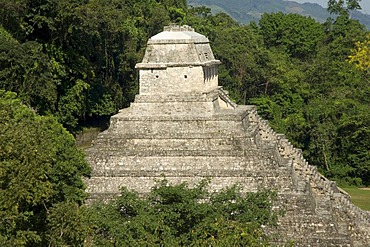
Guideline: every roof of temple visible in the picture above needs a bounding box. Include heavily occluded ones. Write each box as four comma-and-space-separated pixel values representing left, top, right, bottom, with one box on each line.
148, 25, 209, 44
136, 25, 220, 68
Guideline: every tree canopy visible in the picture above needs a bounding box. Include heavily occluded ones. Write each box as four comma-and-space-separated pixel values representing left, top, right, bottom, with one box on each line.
328, 0, 362, 14
349, 33, 370, 78
0, 90, 90, 246
0, 0, 186, 130
89, 180, 279, 246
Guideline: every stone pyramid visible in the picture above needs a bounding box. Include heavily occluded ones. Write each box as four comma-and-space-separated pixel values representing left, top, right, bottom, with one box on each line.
86, 25, 370, 246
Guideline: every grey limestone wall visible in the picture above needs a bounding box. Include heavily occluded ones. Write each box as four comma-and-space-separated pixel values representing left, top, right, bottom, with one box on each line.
139, 66, 217, 95
87, 176, 268, 199
144, 43, 195, 63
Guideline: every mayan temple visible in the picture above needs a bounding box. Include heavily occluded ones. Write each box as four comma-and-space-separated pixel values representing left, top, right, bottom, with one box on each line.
86, 25, 370, 246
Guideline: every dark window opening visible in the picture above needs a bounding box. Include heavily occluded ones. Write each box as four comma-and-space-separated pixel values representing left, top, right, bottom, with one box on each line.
184, 75, 187, 79
156, 75, 159, 78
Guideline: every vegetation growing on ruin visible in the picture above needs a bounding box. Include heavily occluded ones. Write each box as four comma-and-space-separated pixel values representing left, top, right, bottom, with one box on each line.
88, 180, 279, 246
0, 90, 91, 246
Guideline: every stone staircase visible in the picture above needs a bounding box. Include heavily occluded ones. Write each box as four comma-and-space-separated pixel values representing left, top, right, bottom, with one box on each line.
252, 111, 370, 246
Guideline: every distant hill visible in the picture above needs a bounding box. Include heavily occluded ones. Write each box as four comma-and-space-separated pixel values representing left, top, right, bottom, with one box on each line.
290, 0, 370, 14
187, 0, 370, 29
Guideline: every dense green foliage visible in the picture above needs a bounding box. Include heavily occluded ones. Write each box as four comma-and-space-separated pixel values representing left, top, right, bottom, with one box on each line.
89, 180, 279, 246
328, 0, 362, 14
259, 12, 323, 59
0, 90, 90, 246
0, 0, 188, 129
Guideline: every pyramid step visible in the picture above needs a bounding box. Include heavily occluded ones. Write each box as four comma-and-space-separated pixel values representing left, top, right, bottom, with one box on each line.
96, 131, 255, 139
88, 155, 285, 174
271, 218, 351, 246
277, 214, 338, 233
88, 148, 265, 157
270, 235, 351, 247
86, 175, 293, 196
276, 192, 316, 215
315, 196, 334, 219
92, 137, 256, 151
108, 118, 249, 137
130, 101, 216, 115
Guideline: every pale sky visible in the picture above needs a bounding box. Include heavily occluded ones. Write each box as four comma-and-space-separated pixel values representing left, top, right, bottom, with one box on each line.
289, 0, 370, 14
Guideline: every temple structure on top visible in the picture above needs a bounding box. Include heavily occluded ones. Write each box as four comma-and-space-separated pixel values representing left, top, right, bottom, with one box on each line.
86, 25, 370, 246
136, 25, 221, 95
129, 24, 234, 116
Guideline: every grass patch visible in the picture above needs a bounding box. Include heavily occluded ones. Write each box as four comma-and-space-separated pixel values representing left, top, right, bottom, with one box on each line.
342, 187, 370, 211
75, 127, 101, 149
